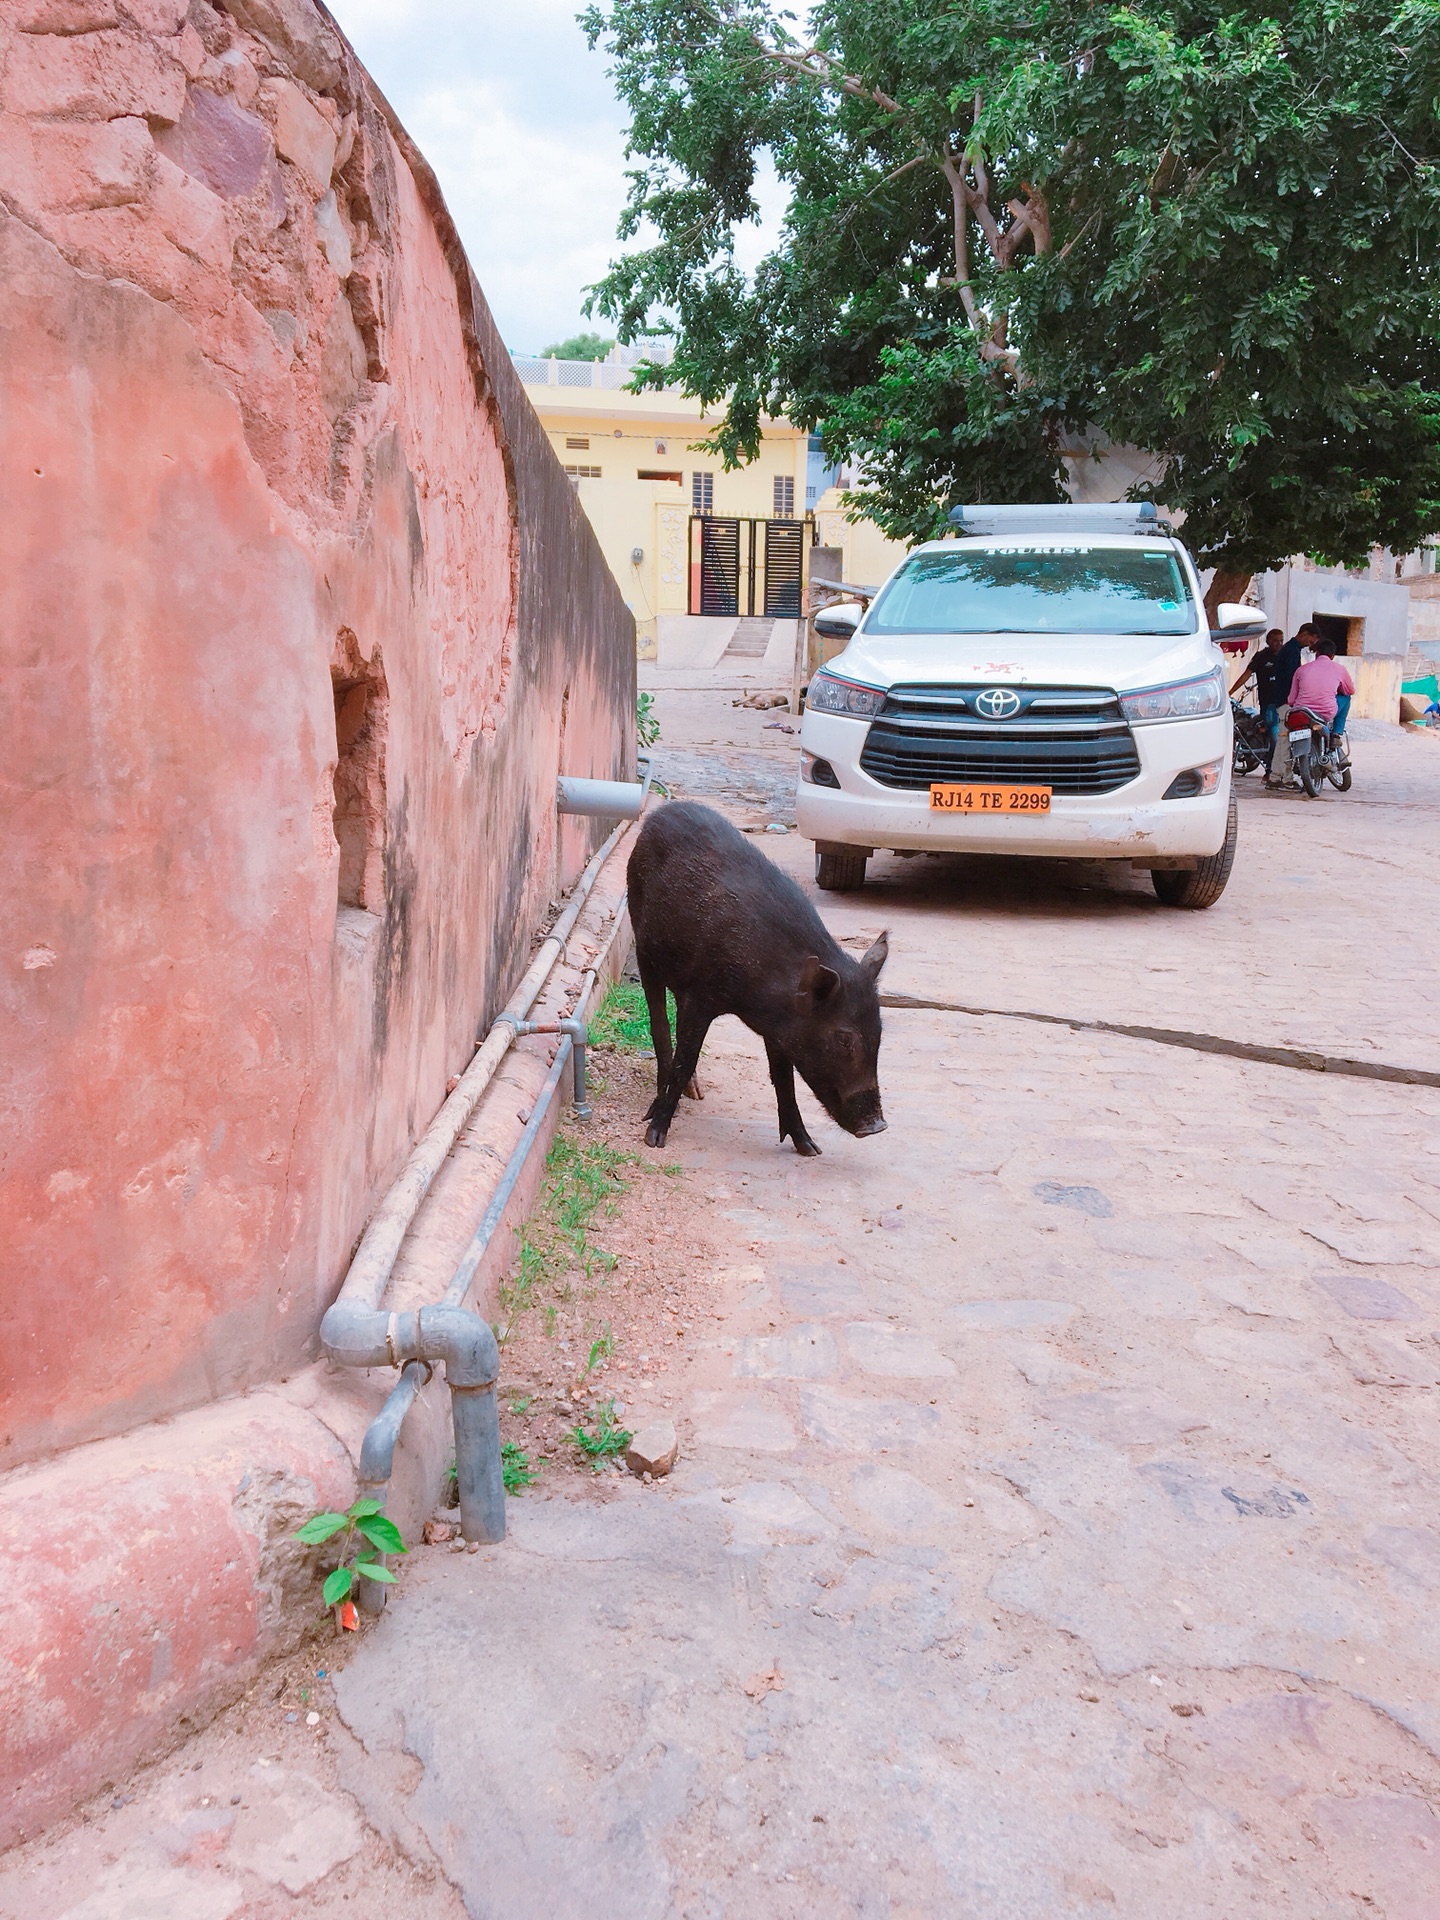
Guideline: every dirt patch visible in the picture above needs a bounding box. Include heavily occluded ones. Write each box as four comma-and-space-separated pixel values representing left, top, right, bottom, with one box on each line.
481, 1045, 733, 1500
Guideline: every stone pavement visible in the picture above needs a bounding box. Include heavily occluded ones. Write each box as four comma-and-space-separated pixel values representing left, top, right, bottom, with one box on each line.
327, 715, 1440, 1915
7, 710, 1440, 1915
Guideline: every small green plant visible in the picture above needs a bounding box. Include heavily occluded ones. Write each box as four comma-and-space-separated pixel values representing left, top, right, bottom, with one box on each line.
569, 1397, 632, 1470
637, 689, 660, 749
582, 1327, 613, 1379
294, 1497, 406, 1611
509, 1394, 533, 1415
588, 980, 674, 1054
502, 1441, 538, 1492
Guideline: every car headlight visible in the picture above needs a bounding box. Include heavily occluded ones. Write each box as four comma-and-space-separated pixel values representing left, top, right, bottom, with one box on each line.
1120, 667, 1224, 724
806, 671, 887, 718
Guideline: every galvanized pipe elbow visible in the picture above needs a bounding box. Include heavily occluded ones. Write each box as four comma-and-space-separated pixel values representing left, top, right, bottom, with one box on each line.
415, 1304, 499, 1388
321, 1299, 505, 1549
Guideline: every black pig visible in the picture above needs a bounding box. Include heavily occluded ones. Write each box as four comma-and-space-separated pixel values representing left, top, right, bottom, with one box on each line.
626, 801, 888, 1152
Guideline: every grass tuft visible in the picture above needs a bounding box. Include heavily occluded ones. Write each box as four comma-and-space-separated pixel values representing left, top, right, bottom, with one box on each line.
569, 1398, 632, 1470
497, 1132, 636, 1343
501, 1441, 538, 1493
588, 981, 675, 1054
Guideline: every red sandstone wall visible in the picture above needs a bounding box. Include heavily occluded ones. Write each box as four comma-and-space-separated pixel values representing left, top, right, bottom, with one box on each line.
0, 0, 635, 1467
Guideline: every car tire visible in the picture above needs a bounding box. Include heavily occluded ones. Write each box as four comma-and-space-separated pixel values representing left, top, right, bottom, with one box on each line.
815, 850, 868, 891
1151, 793, 1237, 910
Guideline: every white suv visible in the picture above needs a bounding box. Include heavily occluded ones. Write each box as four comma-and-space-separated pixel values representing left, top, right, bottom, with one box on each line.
797, 504, 1250, 909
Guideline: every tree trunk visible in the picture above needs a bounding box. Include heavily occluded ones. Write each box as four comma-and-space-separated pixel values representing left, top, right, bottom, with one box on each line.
1203, 567, 1252, 628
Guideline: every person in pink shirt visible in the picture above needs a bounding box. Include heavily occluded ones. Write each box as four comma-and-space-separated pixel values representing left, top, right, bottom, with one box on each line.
1287, 639, 1355, 721
1268, 639, 1354, 787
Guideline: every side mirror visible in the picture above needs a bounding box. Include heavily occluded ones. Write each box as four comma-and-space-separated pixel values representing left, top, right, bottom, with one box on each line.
813, 602, 864, 641
1214, 602, 1266, 633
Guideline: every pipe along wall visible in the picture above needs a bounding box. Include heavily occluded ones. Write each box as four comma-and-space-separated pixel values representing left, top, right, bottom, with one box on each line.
319, 777, 646, 1596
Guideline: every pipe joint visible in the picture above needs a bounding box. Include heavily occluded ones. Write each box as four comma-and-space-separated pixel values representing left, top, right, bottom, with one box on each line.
320, 1301, 498, 1390
417, 1304, 500, 1389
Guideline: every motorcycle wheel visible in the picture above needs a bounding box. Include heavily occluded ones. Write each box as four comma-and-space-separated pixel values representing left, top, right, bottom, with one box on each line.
1297, 748, 1321, 798
1332, 763, 1353, 792
1234, 744, 1260, 776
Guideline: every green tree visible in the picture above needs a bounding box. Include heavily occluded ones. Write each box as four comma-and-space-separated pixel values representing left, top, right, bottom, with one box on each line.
582, 0, 1440, 600
541, 329, 618, 361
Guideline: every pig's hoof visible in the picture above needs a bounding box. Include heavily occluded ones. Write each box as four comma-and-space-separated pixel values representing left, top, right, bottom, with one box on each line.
683, 1075, 703, 1101
645, 1121, 669, 1148
790, 1135, 822, 1157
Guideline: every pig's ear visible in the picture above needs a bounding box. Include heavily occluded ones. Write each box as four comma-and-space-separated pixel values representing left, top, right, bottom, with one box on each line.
797, 955, 841, 1007
858, 930, 889, 983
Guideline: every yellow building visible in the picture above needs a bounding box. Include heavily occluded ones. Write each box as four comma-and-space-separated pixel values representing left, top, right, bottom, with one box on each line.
511, 346, 909, 656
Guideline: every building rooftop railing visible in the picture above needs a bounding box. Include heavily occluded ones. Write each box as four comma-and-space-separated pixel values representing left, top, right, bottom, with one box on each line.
511, 340, 676, 391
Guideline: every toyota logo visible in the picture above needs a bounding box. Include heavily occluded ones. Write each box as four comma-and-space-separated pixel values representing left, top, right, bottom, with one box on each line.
974, 687, 1022, 719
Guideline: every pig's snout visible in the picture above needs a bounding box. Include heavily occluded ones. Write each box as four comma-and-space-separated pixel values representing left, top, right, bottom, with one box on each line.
836, 1087, 886, 1138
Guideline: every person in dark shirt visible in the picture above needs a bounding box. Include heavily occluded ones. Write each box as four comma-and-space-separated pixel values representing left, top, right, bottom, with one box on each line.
1233, 626, 1305, 768
1265, 623, 1318, 786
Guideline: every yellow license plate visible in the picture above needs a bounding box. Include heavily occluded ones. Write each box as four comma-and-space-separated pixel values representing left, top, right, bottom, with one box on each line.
929, 783, 1052, 813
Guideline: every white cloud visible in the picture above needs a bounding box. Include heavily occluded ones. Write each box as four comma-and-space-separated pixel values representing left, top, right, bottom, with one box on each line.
326, 0, 785, 352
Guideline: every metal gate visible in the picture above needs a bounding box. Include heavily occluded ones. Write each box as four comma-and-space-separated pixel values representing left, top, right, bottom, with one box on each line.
695, 517, 741, 615
762, 518, 804, 618
689, 517, 808, 617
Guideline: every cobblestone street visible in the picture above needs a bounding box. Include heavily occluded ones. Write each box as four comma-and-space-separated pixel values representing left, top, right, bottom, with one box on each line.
9, 699, 1440, 1918
333, 703, 1440, 1915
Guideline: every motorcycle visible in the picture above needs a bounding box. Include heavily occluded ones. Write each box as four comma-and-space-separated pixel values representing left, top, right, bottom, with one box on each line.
1284, 706, 1353, 798
1231, 699, 1270, 777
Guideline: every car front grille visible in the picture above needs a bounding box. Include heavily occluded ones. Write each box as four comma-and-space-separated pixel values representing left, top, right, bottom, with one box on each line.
858, 683, 1141, 795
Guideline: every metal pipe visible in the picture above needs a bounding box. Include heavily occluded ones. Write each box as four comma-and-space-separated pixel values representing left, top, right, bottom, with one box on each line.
556, 775, 644, 819
355, 1360, 429, 1612
335, 821, 629, 1314
442, 1037, 573, 1313
327, 829, 641, 1578
320, 1301, 503, 1547
496, 1015, 592, 1119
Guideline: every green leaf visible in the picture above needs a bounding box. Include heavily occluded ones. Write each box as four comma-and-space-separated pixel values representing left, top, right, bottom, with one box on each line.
582, 0, 1440, 578
347, 1497, 384, 1519
354, 1558, 398, 1583
323, 1565, 353, 1606
295, 1512, 349, 1545
356, 1513, 406, 1554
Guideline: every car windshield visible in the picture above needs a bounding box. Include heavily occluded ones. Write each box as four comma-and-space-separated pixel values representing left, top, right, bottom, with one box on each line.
867, 546, 1197, 636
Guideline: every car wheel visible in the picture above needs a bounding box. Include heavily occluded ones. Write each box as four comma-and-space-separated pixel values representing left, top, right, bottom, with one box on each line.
815, 850, 868, 891
1151, 793, 1238, 910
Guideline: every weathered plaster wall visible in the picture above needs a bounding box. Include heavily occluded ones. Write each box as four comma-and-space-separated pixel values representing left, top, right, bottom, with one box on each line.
0, 0, 635, 1468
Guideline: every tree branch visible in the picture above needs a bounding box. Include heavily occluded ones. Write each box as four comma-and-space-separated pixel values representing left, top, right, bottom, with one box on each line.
939, 152, 981, 333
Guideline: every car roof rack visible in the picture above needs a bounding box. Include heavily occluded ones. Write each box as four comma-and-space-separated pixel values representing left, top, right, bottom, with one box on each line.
946, 502, 1173, 537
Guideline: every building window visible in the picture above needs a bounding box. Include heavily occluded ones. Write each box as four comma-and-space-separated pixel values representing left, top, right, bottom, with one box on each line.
692, 472, 714, 514
565, 436, 590, 450
773, 475, 795, 518
638, 470, 682, 482
563, 464, 601, 486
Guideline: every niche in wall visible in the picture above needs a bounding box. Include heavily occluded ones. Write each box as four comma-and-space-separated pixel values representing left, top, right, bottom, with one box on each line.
331, 629, 388, 912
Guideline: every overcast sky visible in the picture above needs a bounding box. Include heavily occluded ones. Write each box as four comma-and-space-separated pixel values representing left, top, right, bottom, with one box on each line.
327, 0, 783, 356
